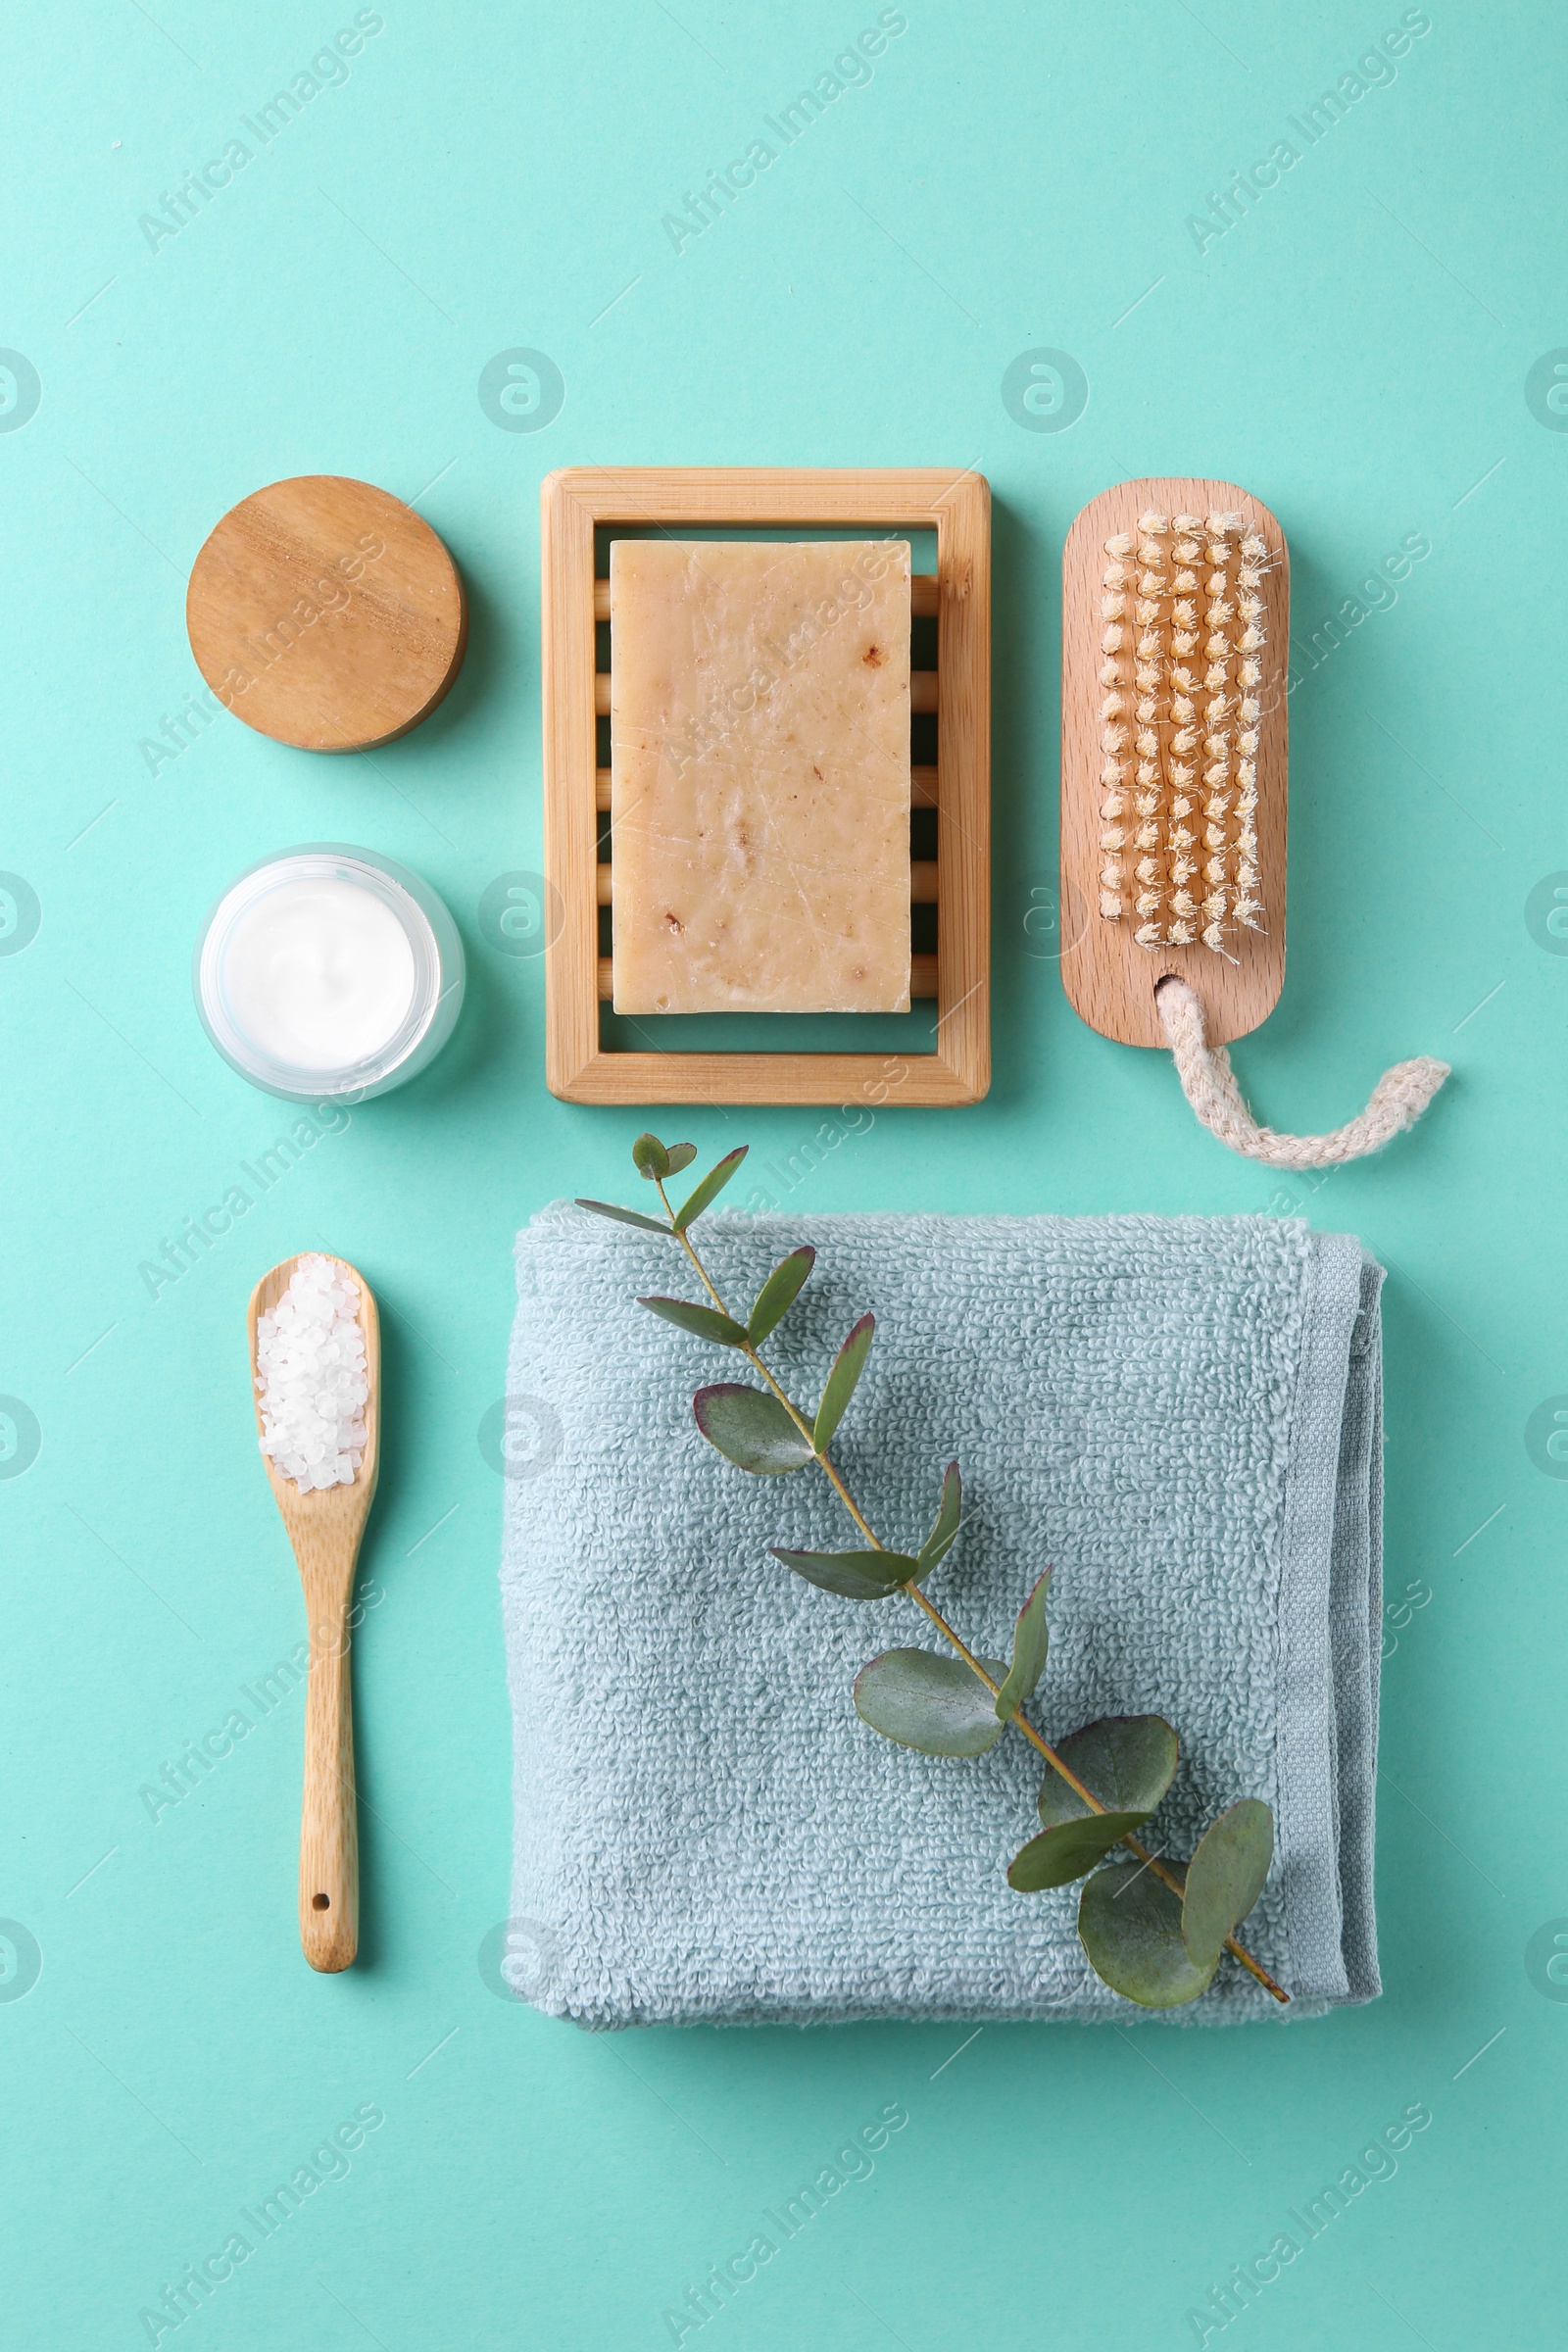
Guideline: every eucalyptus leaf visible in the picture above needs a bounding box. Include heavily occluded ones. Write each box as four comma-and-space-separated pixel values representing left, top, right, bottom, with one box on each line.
814, 1314, 874, 1453
693, 1384, 814, 1475
1077, 1861, 1217, 2008
853, 1647, 1010, 1756
638, 1296, 749, 1348
1036, 1715, 1179, 1830
770, 1546, 918, 1600
916, 1462, 962, 1574
1181, 1799, 1274, 1971
673, 1147, 748, 1231
632, 1133, 670, 1180
1007, 1810, 1150, 1891
748, 1247, 816, 1346
993, 1568, 1052, 1720
574, 1197, 670, 1236
663, 1143, 697, 1175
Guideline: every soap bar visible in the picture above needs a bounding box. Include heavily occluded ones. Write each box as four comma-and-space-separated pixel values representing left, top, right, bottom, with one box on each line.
610, 539, 911, 1013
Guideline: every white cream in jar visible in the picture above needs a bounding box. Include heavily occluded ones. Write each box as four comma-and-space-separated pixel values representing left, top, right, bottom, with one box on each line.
194, 846, 464, 1101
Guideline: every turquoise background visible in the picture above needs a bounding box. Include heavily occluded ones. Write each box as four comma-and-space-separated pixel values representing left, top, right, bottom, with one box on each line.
3, 3, 1562, 2344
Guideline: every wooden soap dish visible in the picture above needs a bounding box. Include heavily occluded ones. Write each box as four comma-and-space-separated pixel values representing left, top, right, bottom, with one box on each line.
541, 466, 990, 1105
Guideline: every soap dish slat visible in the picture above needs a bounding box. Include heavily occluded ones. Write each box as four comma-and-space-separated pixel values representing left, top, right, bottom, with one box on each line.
541, 466, 990, 1106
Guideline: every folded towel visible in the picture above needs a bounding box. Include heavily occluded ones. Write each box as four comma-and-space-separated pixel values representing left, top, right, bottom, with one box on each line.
501, 1205, 1384, 2028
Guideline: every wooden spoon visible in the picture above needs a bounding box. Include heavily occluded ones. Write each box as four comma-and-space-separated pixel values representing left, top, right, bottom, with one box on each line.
247, 1253, 380, 1972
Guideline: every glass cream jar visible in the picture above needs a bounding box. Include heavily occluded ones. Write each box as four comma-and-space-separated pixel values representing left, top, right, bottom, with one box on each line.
193, 845, 465, 1101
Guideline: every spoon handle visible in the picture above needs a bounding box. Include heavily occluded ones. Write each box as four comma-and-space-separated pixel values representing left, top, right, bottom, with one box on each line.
299, 1592, 359, 1971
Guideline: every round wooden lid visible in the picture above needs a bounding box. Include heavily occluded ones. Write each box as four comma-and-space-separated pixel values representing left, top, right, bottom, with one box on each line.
186, 475, 467, 753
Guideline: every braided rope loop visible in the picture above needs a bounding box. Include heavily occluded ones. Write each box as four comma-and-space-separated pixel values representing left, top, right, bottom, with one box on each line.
1155, 976, 1449, 1170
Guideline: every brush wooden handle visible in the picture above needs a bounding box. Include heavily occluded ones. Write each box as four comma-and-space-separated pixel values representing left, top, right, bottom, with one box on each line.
299, 1592, 359, 1972
1059, 476, 1289, 1047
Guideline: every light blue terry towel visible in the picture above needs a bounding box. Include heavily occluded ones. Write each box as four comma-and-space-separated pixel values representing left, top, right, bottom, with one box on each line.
501, 1206, 1384, 2028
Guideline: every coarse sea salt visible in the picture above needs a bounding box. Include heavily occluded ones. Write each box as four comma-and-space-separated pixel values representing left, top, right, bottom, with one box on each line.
256, 1254, 368, 1493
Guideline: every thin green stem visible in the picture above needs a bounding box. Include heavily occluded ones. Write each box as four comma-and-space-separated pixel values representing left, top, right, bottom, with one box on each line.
665, 1206, 1288, 2005
657, 1180, 885, 1545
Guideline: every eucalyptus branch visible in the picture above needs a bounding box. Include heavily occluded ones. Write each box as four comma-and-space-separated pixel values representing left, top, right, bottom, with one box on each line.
578, 1135, 1287, 2012
656, 1171, 887, 1546
668, 1199, 1285, 2005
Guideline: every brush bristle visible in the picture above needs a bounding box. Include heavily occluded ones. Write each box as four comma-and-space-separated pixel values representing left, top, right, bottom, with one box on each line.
1097, 532, 1135, 918
1095, 507, 1268, 953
